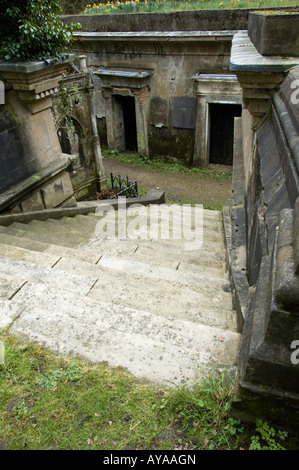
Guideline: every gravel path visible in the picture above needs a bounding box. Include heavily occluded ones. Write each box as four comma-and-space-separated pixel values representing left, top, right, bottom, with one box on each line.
102, 155, 232, 208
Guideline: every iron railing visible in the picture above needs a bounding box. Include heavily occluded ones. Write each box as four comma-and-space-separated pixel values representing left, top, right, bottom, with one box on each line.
110, 173, 138, 198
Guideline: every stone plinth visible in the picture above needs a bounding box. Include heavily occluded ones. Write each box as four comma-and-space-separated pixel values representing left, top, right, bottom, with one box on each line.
248, 11, 299, 57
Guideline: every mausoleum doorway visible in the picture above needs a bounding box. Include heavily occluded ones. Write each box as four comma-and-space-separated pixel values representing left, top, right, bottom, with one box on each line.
208, 103, 242, 166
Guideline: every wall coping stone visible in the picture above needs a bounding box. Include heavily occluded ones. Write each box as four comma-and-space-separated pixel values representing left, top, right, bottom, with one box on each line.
0, 189, 166, 226
0, 54, 75, 74
74, 30, 239, 41
230, 31, 299, 73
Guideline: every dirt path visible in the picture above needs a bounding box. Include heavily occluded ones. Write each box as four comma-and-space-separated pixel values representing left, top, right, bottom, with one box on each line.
102, 155, 232, 208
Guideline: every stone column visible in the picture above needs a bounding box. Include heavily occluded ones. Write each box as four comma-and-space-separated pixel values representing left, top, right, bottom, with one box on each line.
134, 86, 150, 157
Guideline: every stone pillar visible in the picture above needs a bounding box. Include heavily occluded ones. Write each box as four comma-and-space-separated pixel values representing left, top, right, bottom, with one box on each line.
134, 86, 150, 157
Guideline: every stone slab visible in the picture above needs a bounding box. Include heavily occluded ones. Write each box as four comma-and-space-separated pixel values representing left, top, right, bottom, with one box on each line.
0, 243, 60, 267
96, 255, 229, 290
0, 298, 25, 328
9, 282, 240, 386
0, 273, 27, 300
0, 257, 97, 296
52, 256, 235, 328
230, 31, 299, 73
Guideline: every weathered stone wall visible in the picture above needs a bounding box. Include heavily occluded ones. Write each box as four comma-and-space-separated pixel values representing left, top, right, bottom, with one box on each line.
51, 70, 106, 200
228, 28, 299, 433
0, 58, 77, 214
0, 102, 29, 193
62, 7, 297, 33
70, 30, 236, 166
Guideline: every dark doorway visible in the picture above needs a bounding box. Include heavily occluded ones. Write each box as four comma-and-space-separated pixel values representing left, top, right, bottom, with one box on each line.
209, 103, 242, 165
118, 95, 138, 152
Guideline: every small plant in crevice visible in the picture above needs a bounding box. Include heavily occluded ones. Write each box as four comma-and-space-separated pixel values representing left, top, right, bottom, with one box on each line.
249, 419, 288, 450
58, 82, 82, 132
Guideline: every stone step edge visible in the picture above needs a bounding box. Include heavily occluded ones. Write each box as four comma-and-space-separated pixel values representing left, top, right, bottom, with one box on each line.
0, 241, 230, 291
5, 279, 241, 350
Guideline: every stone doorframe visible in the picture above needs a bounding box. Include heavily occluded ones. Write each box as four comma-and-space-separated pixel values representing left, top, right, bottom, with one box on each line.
95, 69, 154, 157
192, 74, 242, 168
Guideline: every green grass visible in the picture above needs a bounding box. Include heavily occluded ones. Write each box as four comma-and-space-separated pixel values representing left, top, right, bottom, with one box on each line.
0, 333, 243, 450
1, 332, 296, 450
103, 150, 232, 180
84, 0, 299, 16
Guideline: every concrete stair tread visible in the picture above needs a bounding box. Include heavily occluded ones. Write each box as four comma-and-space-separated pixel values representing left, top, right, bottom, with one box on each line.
0, 245, 236, 330
0, 207, 239, 386
5, 280, 240, 386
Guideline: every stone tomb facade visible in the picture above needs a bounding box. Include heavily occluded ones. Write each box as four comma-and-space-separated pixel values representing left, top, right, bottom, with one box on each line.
71, 29, 241, 168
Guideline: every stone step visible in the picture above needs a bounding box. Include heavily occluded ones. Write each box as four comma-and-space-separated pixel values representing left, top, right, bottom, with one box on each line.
94, 255, 230, 290
0, 256, 97, 296
54, 213, 225, 248
0, 243, 60, 267
0, 232, 101, 264
0, 232, 49, 253
6, 280, 240, 386
0, 272, 27, 300
6, 222, 90, 248
54, 257, 235, 329
0, 241, 236, 331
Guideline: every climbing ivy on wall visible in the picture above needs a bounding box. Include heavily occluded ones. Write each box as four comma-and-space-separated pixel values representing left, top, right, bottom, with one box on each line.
0, 0, 81, 61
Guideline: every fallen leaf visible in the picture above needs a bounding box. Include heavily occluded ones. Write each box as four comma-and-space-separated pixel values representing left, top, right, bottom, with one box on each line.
77, 440, 83, 445
87, 438, 93, 446
203, 439, 209, 448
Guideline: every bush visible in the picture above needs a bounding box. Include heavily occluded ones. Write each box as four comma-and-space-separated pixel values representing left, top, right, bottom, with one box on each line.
0, 0, 81, 61
59, 0, 90, 14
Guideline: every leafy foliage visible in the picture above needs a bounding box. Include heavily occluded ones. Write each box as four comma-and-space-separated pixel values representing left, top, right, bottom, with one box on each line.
249, 419, 288, 450
59, 0, 90, 14
0, 0, 81, 61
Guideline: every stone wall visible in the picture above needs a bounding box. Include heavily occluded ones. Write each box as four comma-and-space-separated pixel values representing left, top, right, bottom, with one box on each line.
69, 29, 239, 167
0, 58, 78, 214
51, 68, 107, 200
228, 26, 299, 433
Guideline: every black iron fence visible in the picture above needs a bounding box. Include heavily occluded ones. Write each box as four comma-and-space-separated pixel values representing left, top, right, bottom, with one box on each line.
110, 173, 138, 199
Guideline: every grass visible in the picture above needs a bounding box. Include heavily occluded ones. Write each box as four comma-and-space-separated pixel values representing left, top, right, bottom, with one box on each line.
1, 332, 296, 450
0, 333, 244, 450
103, 149, 232, 181
84, 0, 299, 16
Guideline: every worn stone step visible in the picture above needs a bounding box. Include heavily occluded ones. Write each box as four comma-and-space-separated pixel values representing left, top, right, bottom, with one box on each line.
0, 297, 26, 329
53, 257, 236, 328
95, 255, 229, 288
0, 232, 101, 264
7, 281, 240, 386
0, 243, 60, 267
0, 231, 49, 253
0, 272, 27, 300
134, 245, 226, 269
6, 222, 90, 248
0, 257, 97, 296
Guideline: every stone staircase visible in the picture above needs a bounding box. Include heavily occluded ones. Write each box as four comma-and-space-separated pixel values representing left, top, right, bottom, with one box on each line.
0, 204, 241, 387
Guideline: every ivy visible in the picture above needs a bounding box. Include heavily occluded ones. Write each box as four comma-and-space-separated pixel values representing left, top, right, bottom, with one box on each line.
0, 0, 81, 61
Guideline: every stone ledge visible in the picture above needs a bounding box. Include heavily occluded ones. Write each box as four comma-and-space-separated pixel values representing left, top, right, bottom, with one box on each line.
0, 189, 165, 226
230, 31, 299, 73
